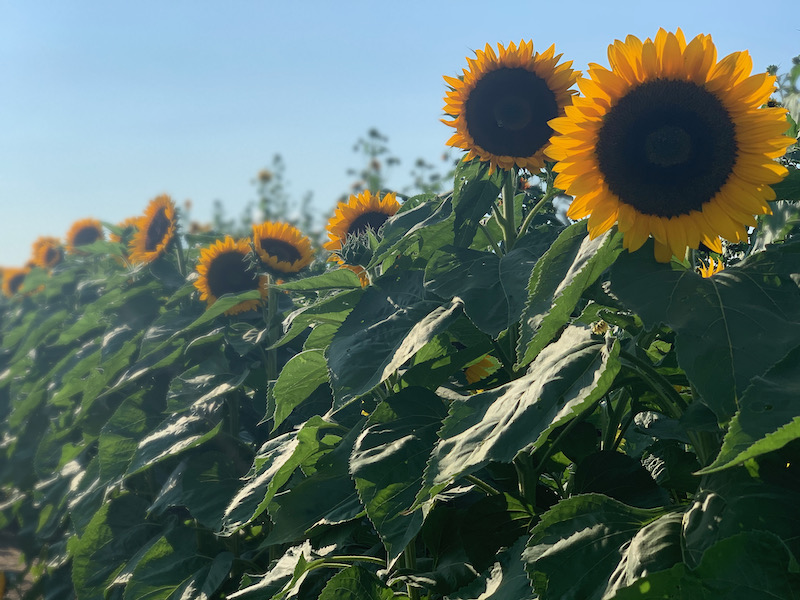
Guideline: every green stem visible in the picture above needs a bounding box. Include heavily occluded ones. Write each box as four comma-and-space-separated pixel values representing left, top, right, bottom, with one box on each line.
464, 474, 501, 496
403, 542, 420, 600
533, 400, 601, 474
478, 221, 503, 255
620, 351, 686, 418
518, 181, 557, 237
265, 275, 278, 383
500, 169, 518, 251
174, 233, 187, 278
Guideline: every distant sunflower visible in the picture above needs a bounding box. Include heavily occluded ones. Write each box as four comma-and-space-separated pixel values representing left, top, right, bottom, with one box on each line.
324, 190, 400, 285
129, 195, 178, 264
443, 40, 579, 172
464, 355, 497, 384
548, 29, 793, 262
110, 216, 140, 245
66, 218, 105, 254
252, 221, 314, 275
2, 266, 29, 297
698, 257, 724, 277
194, 236, 268, 315
31, 236, 63, 269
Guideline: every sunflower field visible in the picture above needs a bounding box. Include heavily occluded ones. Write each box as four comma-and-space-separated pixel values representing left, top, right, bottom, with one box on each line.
2, 29, 800, 599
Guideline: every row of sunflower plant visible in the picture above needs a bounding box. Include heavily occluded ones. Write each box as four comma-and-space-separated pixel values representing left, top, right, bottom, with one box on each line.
1, 28, 800, 600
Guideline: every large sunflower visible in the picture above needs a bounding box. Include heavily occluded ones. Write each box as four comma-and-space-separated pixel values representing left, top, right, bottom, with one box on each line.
324, 190, 400, 285
194, 236, 268, 315
31, 236, 63, 269
252, 221, 314, 275
548, 29, 793, 262
66, 218, 105, 254
2, 266, 29, 297
129, 195, 178, 264
443, 40, 579, 172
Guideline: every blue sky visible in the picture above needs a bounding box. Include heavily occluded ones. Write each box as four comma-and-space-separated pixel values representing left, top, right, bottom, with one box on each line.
1, 0, 798, 265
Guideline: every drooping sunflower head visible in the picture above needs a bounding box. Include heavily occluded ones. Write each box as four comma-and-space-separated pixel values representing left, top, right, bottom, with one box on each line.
324, 190, 400, 258
66, 218, 105, 254
548, 29, 793, 262
443, 40, 579, 172
110, 216, 140, 247
698, 257, 725, 277
194, 236, 268, 315
129, 195, 178, 264
31, 236, 63, 269
2, 266, 29, 297
252, 221, 314, 275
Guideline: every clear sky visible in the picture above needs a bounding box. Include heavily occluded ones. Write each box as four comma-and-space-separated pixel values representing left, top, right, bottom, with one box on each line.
1, 0, 798, 266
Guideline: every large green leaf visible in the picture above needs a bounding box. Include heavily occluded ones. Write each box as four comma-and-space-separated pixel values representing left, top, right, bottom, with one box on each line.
701, 343, 800, 472
522, 494, 666, 600
275, 268, 362, 291
328, 270, 462, 407
222, 417, 343, 533
451, 159, 504, 248
418, 326, 619, 502
122, 528, 233, 600
425, 231, 558, 338
317, 566, 396, 600
226, 542, 314, 600
517, 222, 623, 368
71, 493, 161, 600
350, 387, 448, 562
273, 349, 330, 430
607, 531, 800, 599
271, 288, 363, 349
449, 537, 535, 600
610, 241, 800, 424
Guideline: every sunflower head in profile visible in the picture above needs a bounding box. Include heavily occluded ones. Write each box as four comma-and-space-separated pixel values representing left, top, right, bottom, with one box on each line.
110, 216, 140, 247
66, 218, 105, 254
324, 190, 400, 285
129, 195, 178, 264
698, 257, 725, 277
2, 266, 30, 297
194, 236, 268, 315
548, 29, 793, 262
443, 40, 579, 172
252, 221, 314, 275
31, 236, 63, 269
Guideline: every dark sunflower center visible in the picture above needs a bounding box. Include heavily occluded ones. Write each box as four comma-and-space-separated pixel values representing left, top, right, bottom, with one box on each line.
206, 251, 256, 298
145, 208, 172, 252
259, 238, 302, 263
465, 67, 559, 158
45, 247, 61, 265
346, 211, 390, 236
74, 227, 101, 246
9, 273, 25, 294
595, 79, 738, 217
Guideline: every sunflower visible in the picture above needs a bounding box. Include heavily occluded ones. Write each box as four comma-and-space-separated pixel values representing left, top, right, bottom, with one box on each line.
31, 236, 63, 269
324, 190, 400, 285
66, 218, 105, 254
464, 354, 498, 384
129, 195, 178, 264
2, 266, 29, 297
698, 257, 724, 277
548, 29, 793, 262
194, 236, 268, 315
110, 216, 140, 245
252, 221, 314, 275
443, 40, 579, 172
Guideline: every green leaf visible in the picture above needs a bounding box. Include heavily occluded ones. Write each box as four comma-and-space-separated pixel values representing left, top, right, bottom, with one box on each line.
179, 290, 263, 333
425, 231, 557, 338
701, 343, 800, 472
222, 417, 343, 533
752, 200, 800, 251
517, 222, 623, 368
350, 387, 448, 562
328, 270, 462, 407
272, 288, 364, 349
452, 159, 504, 247
770, 165, 800, 201
573, 451, 669, 509
317, 566, 396, 600
71, 493, 160, 600
449, 537, 535, 600
610, 241, 800, 424
122, 528, 233, 600
273, 350, 330, 430
226, 542, 313, 600
275, 268, 362, 291
418, 326, 620, 503
522, 494, 666, 600
607, 531, 800, 599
